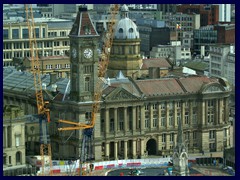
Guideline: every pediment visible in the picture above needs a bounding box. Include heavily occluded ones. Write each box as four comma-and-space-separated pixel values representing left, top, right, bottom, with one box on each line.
201, 82, 225, 93
104, 87, 139, 101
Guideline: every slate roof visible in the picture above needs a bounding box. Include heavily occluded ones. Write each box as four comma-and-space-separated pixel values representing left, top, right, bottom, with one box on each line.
3, 67, 70, 98
3, 66, 222, 101
69, 7, 98, 37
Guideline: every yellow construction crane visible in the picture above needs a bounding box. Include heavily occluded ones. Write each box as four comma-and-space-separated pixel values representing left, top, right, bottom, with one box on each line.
25, 4, 53, 176
57, 4, 119, 175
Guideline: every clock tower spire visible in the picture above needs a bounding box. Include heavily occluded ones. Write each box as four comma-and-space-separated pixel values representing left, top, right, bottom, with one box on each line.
69, 6, 100, 102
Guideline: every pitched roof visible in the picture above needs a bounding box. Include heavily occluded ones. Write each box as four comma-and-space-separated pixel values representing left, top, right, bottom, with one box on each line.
136, 79, 184, 96
69, 7, 98, 37
142, 58, 171, 69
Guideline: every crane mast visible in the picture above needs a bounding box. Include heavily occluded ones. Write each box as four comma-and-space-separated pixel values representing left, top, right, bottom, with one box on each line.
25, 4, 53, 176
58, 4, 119, 176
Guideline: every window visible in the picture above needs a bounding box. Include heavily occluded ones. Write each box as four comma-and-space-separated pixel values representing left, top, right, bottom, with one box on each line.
84, 77, 90, 91
207, 110, 214, 123
145, 118, 149, 128
119, 118, 124, 130
145, 105, 149, 110
85, 112, 91, 120
12, 29, 19, 39
193, 110, 197, 124
65, 64, 70, 68
207, 100, 214, 107
3, 29, 8, 39
101, 119, 104, 132
54, 41, 60, 46
42, 28, 46, 38
119, 28, 123, 33
129, 28, 133, 33
170, 133, 174, 142
160, 102, 165, 110
161, 114, 165, 127
84, 65, 93, 74
55, 64, 61, 69
153, 113, 157, 128
35, 28, 39, 38
46, 65, 53, 69
162, 134, 166, 143
209, 130, 215, 139
185, 112, 189, 124
169, 112, 173, 126
110, 118, 114, 132
152, 103, 157, 110
224, 128, 227, 138
177, 113, 181, 125
176, 101, 181, 108
15, 135, 21, 147
193, 131, 197, 140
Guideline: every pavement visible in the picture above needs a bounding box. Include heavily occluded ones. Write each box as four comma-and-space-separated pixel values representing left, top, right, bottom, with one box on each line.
89, 152, 228, 176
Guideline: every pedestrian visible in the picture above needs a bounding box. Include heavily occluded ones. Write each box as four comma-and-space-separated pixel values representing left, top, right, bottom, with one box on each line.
202, 150, 204, 155
120, 172, 124, 176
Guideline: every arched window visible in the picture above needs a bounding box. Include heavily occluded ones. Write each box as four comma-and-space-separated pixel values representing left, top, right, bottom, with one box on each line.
119, 28, 123, 33
129, 28, 133, 33
16, 151, 21, 164
85, 77, 90, 91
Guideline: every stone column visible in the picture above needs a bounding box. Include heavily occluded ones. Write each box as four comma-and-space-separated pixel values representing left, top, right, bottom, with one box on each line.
224, 98, 228, 122
140, 139, 145, 157
174, 102, 177, 128
189, 101, 193, 125
158, 104, 161, 130
132, 106, 136, 132
4, 126, 7, 148
105, 142, 109, 160
136, 106, 139, 129
140, 106, 145, 134
114, 108, 118, 133
215, 99, 219, 125
114, 141, 118, 160
219, 99, 223, 124
201, 100, 205, 125
166, 102, 169, 129
105, 108, 109, 136
124, 140, 128, 159
149, 104, 153, 129
21, 125, 25, 146
205, 100, 208, 125
124, 107, 128, 132
181, 102, 185, 125
132, 139, 137, 158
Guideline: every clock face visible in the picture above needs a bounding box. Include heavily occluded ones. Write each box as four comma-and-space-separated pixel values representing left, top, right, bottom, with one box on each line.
83, 48, 93, 59
72, 48, 77, 58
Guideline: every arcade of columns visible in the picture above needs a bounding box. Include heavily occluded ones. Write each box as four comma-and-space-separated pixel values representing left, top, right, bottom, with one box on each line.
100, 97, 228, 160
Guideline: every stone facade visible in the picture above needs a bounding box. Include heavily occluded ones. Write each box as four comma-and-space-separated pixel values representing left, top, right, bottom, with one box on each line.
3, 105, 26, 170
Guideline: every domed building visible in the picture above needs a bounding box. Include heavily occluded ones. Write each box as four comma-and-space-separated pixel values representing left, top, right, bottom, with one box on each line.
108, 4, 142, 78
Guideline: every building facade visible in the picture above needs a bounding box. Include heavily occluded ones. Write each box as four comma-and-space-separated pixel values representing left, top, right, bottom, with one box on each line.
209, 44, 235, 87
193, 26, 218, 56
176, 4, 219, 26
3, 105, 26, 170
3, 18, 72, 66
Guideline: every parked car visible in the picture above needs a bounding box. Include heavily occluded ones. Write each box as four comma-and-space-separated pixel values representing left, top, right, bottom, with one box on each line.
128, 169, 144, 176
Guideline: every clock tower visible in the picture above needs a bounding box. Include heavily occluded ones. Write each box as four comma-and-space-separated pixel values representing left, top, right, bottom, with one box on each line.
69, 6, 100, 102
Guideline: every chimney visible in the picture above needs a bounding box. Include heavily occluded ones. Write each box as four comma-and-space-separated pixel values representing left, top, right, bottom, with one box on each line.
49, 72, 57, 85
